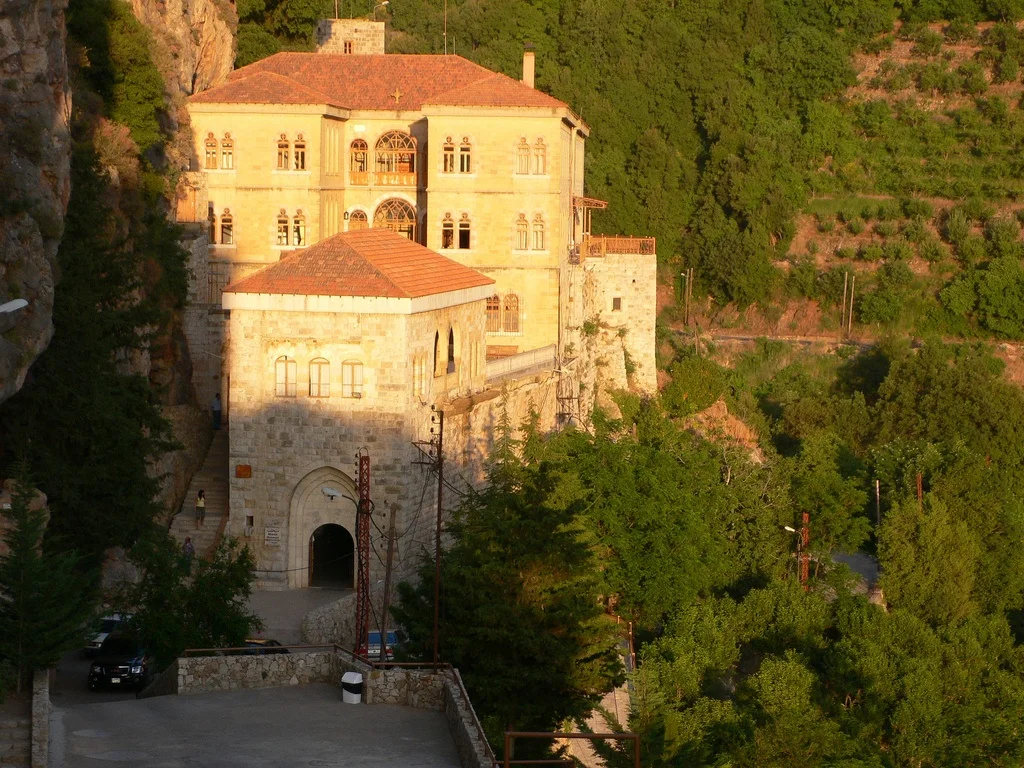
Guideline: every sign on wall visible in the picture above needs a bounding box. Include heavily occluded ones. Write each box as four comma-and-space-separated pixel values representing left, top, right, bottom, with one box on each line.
264, 526, 281, 546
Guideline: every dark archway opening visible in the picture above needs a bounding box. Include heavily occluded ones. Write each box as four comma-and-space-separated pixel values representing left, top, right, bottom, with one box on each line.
309, 523, 354, 588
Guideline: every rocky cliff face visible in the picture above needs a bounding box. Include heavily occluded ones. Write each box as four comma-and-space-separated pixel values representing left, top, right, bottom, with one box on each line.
0, 0, 71, 404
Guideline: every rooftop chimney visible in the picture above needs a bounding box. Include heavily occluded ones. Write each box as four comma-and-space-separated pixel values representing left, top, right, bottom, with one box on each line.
522, 43, 535, 89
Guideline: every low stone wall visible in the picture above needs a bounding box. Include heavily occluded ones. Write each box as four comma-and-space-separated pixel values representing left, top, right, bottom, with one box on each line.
364, 666, 444, 709
442, 670, 494, 768
177, 651, 336, 695
137, 661, 180, 699
31, 669, 49, 768
301, 592, 358, 647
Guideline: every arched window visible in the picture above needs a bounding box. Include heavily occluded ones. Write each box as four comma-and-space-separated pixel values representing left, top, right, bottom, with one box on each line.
515, 214, 529, 250
441, 213, 454, 249
459, 138, 472, 174
208, 204, 217, 242
275, 355, 297, 397
433, 331, 442, 377
309, 358, 330, 397
293, 134, 306, 171
516, 138, 530, 175
502, 294, 520, 334
374, 199, 416, 241
220, 209, 234, 245
532, 214, 545, 251
221, 133, 234, 169
276, 135, 290, 170
486, 295, 501, 333
342, 361, 364, 398
375, 131, 416, 180
277, 210, 290, 246
458, 213, 471, 249
533, 139, 546, 175
292, 211, 306, 247
348, 210, 368, 231
442, 138, 455, 174
447, 328, 456, 374
204, 133, 218, 169
350, 139, 368, 182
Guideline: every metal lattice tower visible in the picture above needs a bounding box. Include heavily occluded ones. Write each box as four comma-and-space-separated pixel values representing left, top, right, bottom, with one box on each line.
354, 451, 372, 657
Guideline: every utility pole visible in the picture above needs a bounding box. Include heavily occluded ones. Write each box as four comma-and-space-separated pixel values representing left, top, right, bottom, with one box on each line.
432, 408, 444, 671
377, 503, 398, 662
799, 511, 810, 592
354, 450, 373, 658
841, 272, 848, 337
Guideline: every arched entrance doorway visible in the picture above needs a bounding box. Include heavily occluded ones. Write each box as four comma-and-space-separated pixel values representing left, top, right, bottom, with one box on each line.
287, 466, 358, 588
308, 523, 354, 588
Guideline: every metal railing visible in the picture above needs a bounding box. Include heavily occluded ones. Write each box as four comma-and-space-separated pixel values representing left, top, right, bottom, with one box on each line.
486, 345, 556, 382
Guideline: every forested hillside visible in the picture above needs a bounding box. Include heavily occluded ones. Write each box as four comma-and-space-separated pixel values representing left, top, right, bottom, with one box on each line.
241, 0, 1024, 338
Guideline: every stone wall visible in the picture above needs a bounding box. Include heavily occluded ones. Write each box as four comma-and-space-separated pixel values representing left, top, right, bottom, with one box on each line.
31, 669, 49, 768
151, 403, 212, 520
316, 19, 385, 54
443, 669, 494, 768
364, 666, 444, 708
302, 591, 358, 647
177, 651, 338, 695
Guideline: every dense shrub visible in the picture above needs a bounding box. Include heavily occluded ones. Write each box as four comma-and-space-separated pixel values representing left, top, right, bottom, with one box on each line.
860, 243, 885, 261
884, 238, 915, 261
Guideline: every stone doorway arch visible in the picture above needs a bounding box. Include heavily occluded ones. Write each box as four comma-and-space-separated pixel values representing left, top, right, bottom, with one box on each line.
287, 466, 358, 588
309, 523, 354, 588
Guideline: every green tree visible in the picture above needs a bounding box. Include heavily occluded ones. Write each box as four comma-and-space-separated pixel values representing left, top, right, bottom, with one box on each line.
0, 469, 97, 691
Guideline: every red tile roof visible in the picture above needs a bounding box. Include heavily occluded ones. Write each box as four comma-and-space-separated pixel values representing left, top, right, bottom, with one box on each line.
223, 229, 494, 300
190, 53, 567, 111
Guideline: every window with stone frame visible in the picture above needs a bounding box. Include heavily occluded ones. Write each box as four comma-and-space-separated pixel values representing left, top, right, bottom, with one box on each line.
373, 198, 417, 241
275, 356, 297, 397
342, 360, 364, 398
292, 211, 306, 246
309, 358, 330, 397
277, 210, 290, 246
515, 214, 529, 250
502, 294, 521, 334
442, 138, 455, 173
207, 204, 217, 243
204, 134, 218, 169
532, 214, 545, 251
276, 135, 290, 170
350, 139, 368, 177
459, 138, 472, 174
293, 135, 306, 170
219, 209, 234, 245
221, 134, 234, 169
532, 139, 547, 175
486, 295, 501, 332
348, 210, 368, 231
458, 213, 471, 249
441, 213, 455, 249
375, 131, 416, 175
515, 138, 530, 174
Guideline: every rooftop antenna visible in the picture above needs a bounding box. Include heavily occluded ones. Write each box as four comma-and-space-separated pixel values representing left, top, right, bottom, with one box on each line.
443, 0, 448, 54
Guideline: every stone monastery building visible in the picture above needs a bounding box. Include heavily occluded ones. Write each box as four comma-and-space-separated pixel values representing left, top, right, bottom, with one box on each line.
180, 19, 657, 589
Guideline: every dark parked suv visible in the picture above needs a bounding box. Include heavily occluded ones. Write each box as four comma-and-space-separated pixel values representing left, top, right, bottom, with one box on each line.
88, 632, 153, 691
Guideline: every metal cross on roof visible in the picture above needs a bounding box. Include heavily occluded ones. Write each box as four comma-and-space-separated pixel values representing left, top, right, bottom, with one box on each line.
392, 88, 403, 105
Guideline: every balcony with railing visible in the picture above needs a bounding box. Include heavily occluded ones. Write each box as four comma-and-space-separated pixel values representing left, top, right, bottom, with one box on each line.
570, 235, 656, 264
486, 344, 556, 384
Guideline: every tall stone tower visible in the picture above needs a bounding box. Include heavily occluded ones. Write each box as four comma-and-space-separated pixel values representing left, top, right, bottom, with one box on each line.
316, 19, 386, 54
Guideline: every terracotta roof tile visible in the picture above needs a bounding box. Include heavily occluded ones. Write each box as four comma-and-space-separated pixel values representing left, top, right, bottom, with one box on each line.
190, 53, 567, 111
223, 229, 494, 300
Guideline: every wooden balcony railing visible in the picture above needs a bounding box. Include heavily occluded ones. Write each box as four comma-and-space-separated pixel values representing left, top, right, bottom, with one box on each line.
583, 235, 656, 258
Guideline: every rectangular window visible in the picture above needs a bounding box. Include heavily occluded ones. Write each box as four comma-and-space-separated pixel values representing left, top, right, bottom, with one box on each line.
205, 142, 218, 169
458, 220, 471, 249
207, 261, 230, 304
342, 361, 364, 398
309, 361, 330, 397
277, 218, 289, 246
612, 297, 622, 311
220, 217, 234, 245
442, 145, 455, 173
277, 142, 289, 170
221, 144, 234, 170
275, 358, 297, 397
459, 146, 472, 173
294, 143, 306, 171
344, 40, 354, 54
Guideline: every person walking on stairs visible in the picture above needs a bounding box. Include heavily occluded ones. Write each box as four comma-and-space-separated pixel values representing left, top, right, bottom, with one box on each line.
212, 393, 222, 430
195, 489, 206, 530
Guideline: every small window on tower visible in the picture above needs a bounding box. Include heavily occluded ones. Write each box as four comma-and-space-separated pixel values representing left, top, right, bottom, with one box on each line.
612, 297, 622, 312
344, 40, 354, 54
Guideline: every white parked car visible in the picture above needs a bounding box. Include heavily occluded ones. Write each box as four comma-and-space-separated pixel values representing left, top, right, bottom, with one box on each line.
84, 614, 128, 658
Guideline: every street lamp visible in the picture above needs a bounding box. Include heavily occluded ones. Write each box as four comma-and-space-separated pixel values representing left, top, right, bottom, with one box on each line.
371, 0, 389, 18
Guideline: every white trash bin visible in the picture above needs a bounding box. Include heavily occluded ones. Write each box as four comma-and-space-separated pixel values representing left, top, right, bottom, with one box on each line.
341, 671, 363, 704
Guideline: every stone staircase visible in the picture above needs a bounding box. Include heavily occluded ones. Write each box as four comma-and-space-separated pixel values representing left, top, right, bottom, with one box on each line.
0, 713, 30, 768
169, 428, 229, 558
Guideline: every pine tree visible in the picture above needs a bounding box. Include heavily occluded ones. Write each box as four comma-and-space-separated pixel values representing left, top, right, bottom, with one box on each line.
0, 467, 97, 691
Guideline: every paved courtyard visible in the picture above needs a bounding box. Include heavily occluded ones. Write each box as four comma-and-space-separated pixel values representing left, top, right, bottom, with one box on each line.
51, 684, 460, 768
